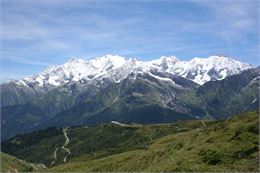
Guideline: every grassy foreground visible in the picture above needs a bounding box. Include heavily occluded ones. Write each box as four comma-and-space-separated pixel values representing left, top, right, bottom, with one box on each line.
1, 111, 259, 172
0, 152, 46, 172
2, 119, 210, 167
50, 111, 259, 172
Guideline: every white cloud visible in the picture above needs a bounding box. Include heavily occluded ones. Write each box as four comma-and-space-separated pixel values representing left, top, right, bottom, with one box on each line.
192, 0, 259, 41
1, 0, 258, 67
0, 51, 50, 66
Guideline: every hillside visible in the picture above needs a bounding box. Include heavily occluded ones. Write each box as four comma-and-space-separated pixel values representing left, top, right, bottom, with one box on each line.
1, 111, 259, 172
2, 120, 210, 167
51, 111, 259, 172
0, 152, 46, 172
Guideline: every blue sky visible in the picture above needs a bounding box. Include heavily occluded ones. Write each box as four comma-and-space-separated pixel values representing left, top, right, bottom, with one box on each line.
1, 0, 259, 82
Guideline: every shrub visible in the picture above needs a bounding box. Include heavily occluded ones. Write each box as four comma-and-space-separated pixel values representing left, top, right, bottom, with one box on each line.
234, 145, 259, 158
199, 149, 222, 165
246, 124, 259, 134
174, 142, 184, 150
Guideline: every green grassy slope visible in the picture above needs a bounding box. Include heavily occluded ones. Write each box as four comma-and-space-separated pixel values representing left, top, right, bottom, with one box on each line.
50, 111, 259, 172
1, 127, 65, 166
0, 152, 46, 172
2, 111, 258, 172
64, 120, 210, 162
2, 119, 211, 167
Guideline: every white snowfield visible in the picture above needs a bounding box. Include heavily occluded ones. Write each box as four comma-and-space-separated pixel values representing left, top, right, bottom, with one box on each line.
13, 54, 253, 86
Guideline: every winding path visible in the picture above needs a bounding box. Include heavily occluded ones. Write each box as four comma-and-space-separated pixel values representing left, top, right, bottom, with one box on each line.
61, 128, 71, 162
51, 128, 71, 165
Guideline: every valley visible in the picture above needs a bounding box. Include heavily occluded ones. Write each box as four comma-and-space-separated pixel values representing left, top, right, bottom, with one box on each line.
1, 111, 259, 172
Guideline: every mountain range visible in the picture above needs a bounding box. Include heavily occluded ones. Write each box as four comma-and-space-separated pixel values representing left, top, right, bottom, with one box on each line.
1, 55, 259, 140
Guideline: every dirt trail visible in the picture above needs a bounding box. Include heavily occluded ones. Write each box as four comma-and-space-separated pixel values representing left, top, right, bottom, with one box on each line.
61, 128, 71, 162
201, 121, 207, 128
51, 128, 71, 165
111, 121, 128, 127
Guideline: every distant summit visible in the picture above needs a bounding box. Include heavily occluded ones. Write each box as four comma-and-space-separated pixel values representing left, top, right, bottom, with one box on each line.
9, 54, 252, 86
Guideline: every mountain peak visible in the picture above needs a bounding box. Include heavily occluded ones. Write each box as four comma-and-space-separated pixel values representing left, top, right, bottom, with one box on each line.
90, 54, 127, 70
95, 54, 126, 62
11, 54, 253, 87
66, 58, 86, 64
207, 55, 233, 61
216, 53, 228, 57
159, 55, 179, 61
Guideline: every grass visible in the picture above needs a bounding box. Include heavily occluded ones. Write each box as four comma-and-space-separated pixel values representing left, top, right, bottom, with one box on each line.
1, 127, 65, 166
1, 111, 259, 172
0, 152, 46, 172
2, 118, 211, 169
50, 111, 259, 172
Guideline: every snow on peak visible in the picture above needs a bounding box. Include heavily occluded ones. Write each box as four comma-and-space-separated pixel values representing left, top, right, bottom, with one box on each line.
89, 54, 126, 70
172, 55, 253, 84
13, 54, 253, 87
15, 55, 128, 87
150, 56, 179, 70
159, 55, 179, 62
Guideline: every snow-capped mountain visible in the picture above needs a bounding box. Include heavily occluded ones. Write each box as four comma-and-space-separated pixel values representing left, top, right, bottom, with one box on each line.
153, 55, 253, 85
16, 55, 127, 86
1, 55, 258, 140
13, 54, 253, 87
